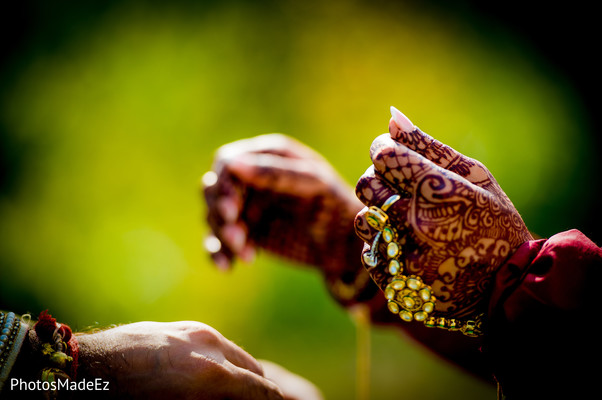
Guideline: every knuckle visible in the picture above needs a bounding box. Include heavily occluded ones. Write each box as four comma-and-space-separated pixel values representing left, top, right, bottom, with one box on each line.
172, 321, 222, 342
191, 325, 224, 346
470, 157, 486, 170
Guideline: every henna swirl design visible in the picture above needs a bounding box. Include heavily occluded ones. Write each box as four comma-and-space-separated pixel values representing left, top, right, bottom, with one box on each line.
356, 125, 532, 322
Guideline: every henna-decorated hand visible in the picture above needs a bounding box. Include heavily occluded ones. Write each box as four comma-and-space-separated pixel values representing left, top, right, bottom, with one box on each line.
355, 108, 533, 320
202, 134, 363, 279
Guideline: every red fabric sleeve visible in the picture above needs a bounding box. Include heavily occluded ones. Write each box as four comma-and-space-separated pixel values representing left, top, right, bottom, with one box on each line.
484, 229, 602, 399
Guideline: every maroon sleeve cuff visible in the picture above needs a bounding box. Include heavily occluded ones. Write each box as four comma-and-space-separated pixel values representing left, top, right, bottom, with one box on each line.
484, 229, 602, 398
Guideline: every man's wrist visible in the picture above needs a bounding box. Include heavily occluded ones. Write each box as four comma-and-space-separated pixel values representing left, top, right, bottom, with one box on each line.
0, 312, 30, 392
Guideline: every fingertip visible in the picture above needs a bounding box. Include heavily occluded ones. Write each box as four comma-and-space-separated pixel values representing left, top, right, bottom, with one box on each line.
239, 244, 256, 264
221, 223, 246, 252
204, 234, 234, 271
353, 208, 373, 242
356, 165, 371, 186
228, 364, 286, 400
257, 372, 286, 400
217, 197, 241, 223
363, 164, 375, 177
355, 165, 375, 197
390, 106, 415, 133
369, 133, 395, 161
259, 360, 325, 400
212, 252, 232, 272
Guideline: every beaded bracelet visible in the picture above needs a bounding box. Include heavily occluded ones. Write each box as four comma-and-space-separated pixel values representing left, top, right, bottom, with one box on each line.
33, 310, 79, 385
0, 310, 79, 399
364, 199, 485, 337
0, 311, 31, 392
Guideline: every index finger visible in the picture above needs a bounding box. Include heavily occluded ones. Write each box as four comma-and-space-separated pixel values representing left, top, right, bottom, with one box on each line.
221, 362, 285, 400
216, 335, 265, 377
198, 359, 285, 400
388, 106, 495, 190
369, 133, 432, 195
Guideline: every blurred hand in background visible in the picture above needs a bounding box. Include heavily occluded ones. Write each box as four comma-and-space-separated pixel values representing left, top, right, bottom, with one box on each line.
202, 134, 364, 284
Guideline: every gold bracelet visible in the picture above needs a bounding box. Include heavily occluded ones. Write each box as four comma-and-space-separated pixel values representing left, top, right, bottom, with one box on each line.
365, 196, 485, 337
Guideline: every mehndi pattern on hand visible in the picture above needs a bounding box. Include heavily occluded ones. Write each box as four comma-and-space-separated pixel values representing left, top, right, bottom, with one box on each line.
203, 134, 369, 302
355, 108, 533, 324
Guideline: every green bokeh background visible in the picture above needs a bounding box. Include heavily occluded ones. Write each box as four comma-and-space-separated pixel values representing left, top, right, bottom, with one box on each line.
1, 1, 599, 399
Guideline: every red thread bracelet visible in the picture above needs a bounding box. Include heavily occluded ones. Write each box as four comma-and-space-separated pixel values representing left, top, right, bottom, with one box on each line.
34, 310, 79, 380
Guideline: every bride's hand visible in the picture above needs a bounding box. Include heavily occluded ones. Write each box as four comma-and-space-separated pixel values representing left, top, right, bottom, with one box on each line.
354, 108, 533, 320
202, 134, 363, 277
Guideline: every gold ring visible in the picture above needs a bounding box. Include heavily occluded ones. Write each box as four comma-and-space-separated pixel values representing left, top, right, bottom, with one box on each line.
366, 206, 388, 231
365, 194, 401, 231
381, 194, 401, 211
362, 231, 381, 268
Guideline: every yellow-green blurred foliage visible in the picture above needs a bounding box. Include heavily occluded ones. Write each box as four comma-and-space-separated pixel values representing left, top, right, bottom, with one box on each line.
0, 0, 595, 399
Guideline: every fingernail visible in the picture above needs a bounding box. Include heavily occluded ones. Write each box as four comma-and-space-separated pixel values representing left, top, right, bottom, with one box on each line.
390, 106, 415, 133
223, 224, 246, 253
240, 244, 256, 263
213, 253, 231, 271
217, 197, 240, 223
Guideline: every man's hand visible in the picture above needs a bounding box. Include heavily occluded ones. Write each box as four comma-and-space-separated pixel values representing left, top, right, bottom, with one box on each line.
260, 360, 324, 400
77, 321, 321, 399
354, 108, 533, 319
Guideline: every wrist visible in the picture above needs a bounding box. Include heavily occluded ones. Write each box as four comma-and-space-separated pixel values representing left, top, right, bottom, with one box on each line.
324, 198, 382, 307
3, 311, 81, 398
0, 312, 30, 392
75, 331, 122, 396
